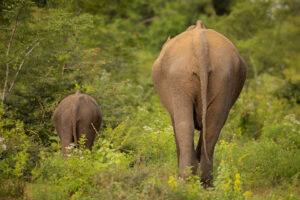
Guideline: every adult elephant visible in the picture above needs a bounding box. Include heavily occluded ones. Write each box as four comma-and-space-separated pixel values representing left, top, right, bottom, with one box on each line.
151, 20, 247, 187
52, 90, 102, 154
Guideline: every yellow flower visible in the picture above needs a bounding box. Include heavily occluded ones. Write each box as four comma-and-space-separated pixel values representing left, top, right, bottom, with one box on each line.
221, 140, 228, 146
234, 173, 242, 192
70, 191, 79, 200
168, 176, 178, 188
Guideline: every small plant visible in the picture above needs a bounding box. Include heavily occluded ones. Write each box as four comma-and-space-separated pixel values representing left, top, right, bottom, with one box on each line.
214, 140, 248, 200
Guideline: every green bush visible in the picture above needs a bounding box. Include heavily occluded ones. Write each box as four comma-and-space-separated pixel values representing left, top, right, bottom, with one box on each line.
0, 106, 40, 197
28, 136, 130, 199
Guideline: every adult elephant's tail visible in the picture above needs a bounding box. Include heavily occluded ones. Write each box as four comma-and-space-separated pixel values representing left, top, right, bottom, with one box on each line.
194, 20, 210, 163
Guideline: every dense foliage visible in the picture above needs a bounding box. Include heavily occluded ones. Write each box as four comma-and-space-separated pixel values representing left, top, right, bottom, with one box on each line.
0, 0, 299, 199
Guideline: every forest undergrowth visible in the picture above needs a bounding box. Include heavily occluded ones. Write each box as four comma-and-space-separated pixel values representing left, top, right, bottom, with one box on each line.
0, 0, 299, 199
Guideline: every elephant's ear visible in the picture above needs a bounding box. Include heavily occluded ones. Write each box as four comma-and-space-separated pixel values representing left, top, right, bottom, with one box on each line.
167, 36, 171, 41
162, 36, 171, 49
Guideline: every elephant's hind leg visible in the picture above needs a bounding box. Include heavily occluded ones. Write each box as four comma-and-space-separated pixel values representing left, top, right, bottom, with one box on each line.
172, 92, 198, 178
59, 125, 73, 154
171, 117, 180, 167
196, 92, 232, 186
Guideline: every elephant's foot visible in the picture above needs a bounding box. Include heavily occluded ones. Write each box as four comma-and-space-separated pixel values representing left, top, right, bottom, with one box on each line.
202, 180, 214, 189
201, 175, 214, 189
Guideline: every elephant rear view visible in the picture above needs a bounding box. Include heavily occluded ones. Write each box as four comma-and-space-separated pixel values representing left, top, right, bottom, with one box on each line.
52, 90, 102, 153
152, 20, 247, 187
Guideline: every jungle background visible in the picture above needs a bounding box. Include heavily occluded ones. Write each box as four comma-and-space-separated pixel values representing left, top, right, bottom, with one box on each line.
0, 0, 299, 199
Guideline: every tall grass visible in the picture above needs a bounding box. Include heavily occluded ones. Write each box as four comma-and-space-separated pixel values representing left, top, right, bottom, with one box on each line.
1, 75, 299, 199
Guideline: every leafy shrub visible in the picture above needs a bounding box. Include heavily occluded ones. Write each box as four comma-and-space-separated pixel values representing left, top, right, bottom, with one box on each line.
276, 80, 300, 105
27, 136, 130, 199
0, 105, 39, 198
236, 140, 300, 188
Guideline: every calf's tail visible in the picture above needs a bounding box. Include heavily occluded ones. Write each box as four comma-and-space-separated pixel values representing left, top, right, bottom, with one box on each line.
72, 102, 78, 147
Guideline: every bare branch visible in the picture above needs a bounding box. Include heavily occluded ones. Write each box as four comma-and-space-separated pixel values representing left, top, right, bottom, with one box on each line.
1, 64, 9, 104
1, 7, 22, 104
6, 10, 21, 57
7, 41, 40, 95
137, 16, 160, 25
37, 99, 45, 120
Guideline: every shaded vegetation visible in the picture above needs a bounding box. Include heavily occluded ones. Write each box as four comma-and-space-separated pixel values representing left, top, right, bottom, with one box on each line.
0, 0, 299, 199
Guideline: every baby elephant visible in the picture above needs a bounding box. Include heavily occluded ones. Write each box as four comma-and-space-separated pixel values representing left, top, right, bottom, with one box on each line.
52, 90, 102, 153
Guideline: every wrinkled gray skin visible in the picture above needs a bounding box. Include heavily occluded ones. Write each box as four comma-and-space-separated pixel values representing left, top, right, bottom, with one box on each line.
152, 20, 247, 187
52, 90, 102, 154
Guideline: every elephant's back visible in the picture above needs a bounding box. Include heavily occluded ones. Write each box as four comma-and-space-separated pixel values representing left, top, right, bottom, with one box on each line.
204, 30, 246, 86
157, 31, 198, 79
163, 28, 241, 68
52, 94, 77, 122
53, 93, 101, 124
